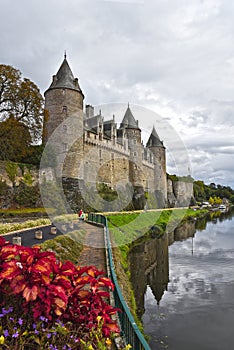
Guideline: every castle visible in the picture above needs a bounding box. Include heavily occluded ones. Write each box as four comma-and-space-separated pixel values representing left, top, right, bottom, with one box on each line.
43, 55, 192, 211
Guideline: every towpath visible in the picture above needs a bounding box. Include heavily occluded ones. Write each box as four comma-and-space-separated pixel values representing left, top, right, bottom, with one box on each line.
2, 220, 107, 272
76, 221, 106, 272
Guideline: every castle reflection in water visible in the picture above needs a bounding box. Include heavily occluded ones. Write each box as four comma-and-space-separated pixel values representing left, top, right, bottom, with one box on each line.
129, 220, 196, 318
129, 209, 232, 318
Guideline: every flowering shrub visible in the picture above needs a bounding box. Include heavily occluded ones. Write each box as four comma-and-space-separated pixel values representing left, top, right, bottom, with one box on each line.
0, 236, 121, 349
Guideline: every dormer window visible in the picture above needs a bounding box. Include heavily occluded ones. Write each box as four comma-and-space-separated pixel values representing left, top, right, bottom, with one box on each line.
62, 106, 67, 113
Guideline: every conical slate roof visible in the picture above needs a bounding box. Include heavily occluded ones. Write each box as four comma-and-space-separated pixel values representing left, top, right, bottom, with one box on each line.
146, 126, 164, 148
46, 55, 83, 94
120, 105, 139, 129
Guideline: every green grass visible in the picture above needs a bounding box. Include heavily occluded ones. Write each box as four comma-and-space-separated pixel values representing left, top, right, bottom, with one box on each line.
0, 218, 51, 235
53, 213, 79, 223
107, 208, 208, 246
39, 232, 85, 264
0, 207, 47, 217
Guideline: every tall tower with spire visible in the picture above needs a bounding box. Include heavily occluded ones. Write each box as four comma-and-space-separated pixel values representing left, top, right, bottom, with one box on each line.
119, 105, 144, 188
146, 126, 167, 207
43, 54, 84, 178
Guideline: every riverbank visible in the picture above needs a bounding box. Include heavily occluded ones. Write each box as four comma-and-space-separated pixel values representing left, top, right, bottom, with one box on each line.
106, 208, 209, 333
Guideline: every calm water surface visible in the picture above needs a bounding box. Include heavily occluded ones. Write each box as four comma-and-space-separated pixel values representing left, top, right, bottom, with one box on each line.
136, 209, 234, 350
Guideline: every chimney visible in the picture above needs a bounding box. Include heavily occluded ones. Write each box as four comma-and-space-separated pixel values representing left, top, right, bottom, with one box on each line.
86, 104, 94, 119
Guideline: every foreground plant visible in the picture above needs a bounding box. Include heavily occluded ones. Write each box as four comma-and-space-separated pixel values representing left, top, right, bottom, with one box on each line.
0, 236, 120, 349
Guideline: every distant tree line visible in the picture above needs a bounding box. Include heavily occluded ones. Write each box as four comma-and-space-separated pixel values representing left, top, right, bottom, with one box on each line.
193, 180, 234, 204
167, 174, 234, 205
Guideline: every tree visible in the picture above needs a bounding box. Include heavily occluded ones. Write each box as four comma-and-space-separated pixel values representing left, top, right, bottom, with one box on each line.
209, 196, 214, 205
0, 117, 32, 161
0, 64, 44, 142
5, 161, 18, 187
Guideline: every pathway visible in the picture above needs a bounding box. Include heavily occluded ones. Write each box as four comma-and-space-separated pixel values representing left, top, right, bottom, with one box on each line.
2, 220, 107, 273
77, 221, 106, 272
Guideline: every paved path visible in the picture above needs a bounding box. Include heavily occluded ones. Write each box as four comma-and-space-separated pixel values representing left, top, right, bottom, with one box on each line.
2, 220, 107, 273
77, 222, 106, 272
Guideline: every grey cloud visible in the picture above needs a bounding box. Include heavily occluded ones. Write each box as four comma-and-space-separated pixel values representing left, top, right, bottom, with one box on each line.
1, 0, 234, 187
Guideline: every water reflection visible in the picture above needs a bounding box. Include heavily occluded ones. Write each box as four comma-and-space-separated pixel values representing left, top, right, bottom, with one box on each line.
129, 208, 234, 350
129, 218, 198, 317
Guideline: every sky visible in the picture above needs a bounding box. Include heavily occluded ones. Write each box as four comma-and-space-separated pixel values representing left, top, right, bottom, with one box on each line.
0, 0, 234, 188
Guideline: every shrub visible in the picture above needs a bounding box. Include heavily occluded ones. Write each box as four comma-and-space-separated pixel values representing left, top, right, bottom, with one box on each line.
0, 237, 120, 349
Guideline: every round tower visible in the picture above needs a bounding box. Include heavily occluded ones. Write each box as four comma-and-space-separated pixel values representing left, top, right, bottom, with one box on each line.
146, 126, 167, 207
119, 105, 143, 188
44, 54, 84, 142
43, 54, 84, 179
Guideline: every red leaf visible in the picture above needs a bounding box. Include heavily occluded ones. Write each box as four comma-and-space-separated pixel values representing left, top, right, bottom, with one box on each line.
53, 275, 72, 290
10, 275, 26, 293
23, 285, 39, 302
0, 236, 9, 247
104, 322, 120, 335
60, 261, 76, 275
0, 245, 18, 260
98, 277, 114, 290
32, 258, 53, 274
0, 261, 21, 279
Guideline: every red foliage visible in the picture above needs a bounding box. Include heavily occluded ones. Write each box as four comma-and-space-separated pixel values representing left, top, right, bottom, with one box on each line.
0, 237, 119, 337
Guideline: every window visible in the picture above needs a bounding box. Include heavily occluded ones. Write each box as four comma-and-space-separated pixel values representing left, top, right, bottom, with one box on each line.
62, 106, 67, 113
63, 124, 67, 133
62, 143, 68, 152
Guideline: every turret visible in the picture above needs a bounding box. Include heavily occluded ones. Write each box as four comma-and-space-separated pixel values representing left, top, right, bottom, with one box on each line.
43, 53, 84, 142
147, 126, 167, 207
119, 105, 144, 188
43, 54, 84, 179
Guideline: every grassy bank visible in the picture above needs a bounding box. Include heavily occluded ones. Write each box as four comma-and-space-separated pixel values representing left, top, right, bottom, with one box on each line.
107, 208, 207, 246
0, 218, 51, 235
39, 232, 85, 264
106, 208, 208, 332
0, 207, 48, 218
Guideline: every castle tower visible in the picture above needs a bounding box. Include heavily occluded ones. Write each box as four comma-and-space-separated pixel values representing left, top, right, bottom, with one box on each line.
148, 234, 169, 305
147, 126, 167, 207
119, 105, 144, 188
43, 54, 84, 178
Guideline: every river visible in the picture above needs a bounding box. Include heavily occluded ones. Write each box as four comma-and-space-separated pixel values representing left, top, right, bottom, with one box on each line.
129, 208, 234, 350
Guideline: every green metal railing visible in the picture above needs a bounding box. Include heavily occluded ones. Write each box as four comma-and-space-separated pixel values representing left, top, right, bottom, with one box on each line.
88, 213, 151, 350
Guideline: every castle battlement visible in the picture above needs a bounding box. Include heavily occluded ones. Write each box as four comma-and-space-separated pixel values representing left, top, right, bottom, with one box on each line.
43, 55, 168, 208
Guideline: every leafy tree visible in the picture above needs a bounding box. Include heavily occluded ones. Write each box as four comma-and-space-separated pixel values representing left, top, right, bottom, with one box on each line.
0, 117, 32, 161
213, 196, 222, 205
209, 196, 214, 205
194, 180, 234, 204
0, 64, 44, 142
229, 195, 234, 204
209, 183, 216, 189
5, 161, 18, 187
0, 177, 8, 196
14, 182, 40, 207
21, 144, 45, 168
193, 180, 205, 202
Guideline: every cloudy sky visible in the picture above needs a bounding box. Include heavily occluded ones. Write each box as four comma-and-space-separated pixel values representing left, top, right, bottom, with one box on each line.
1, 0, 234, 188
